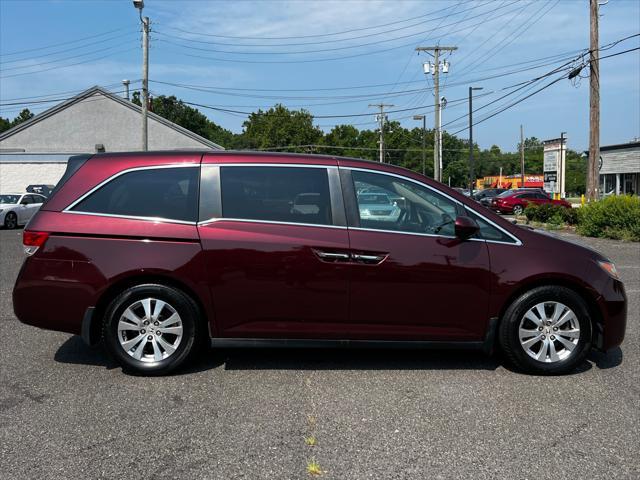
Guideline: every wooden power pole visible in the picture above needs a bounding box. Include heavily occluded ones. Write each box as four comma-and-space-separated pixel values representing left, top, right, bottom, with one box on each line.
416, 46, 457, 182
587, 0, 600, 201
520, 125, 525, 189
369, 103, 394, 163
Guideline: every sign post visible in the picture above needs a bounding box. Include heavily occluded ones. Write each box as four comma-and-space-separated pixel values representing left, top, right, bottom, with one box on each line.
543, 138, 566, 198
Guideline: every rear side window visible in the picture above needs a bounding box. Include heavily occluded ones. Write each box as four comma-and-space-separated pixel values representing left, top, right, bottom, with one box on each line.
71, 167, 199, 222
220, 166, 332, 226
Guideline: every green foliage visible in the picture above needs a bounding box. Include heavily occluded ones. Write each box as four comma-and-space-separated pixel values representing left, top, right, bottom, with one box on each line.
241, 104, 323, 151
525, 204, 578, 225
0, 109, 34, 133
577, 195, 640, 241
0, 116, 10, 133
0, 91, 587, 196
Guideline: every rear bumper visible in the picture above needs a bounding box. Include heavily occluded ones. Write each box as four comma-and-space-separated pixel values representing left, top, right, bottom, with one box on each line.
13, 256, 98, 336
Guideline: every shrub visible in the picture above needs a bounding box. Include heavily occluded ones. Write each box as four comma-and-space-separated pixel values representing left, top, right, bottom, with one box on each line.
577, 195, 640, 241
524, 203, 577, 225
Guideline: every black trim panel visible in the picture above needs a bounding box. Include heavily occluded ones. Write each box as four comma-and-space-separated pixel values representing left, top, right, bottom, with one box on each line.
211, 338, 484, 350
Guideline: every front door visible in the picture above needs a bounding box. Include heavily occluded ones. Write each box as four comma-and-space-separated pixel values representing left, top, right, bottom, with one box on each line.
197, 159, 350, 339
342, 168, 492, 341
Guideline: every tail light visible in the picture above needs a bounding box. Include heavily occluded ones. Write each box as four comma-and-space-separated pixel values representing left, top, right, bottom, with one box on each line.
23, 230, 49, 256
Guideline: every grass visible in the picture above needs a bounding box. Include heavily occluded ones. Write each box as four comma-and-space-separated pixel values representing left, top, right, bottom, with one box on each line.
304, 436, 317, 447
307, 459, 322, 476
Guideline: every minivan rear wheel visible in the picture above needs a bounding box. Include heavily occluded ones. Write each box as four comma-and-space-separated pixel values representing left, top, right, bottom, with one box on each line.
103, 284, 203, 375
498, 286, 592, 375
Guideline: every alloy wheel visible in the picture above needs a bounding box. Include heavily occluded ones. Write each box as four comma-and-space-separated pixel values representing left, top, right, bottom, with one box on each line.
117, 298, 183, 363
518, 301, 581, 363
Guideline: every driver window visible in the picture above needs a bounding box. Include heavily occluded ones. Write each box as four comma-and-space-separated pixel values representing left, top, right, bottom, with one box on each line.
351, 170, 457, 236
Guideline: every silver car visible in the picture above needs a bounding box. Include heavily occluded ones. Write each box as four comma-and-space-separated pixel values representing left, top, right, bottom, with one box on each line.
357, 193, 401, 222
0, 193, 46, 229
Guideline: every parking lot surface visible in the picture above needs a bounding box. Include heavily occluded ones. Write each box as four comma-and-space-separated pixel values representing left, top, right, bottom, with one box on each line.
1, 228, 638, 479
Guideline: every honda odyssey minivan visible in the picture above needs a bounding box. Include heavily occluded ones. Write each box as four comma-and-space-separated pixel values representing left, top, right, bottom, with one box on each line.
13, 151, 627, 375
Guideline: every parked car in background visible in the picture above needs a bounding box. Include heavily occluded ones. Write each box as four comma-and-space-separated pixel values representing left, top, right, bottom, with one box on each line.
26, 184, 56, 198
473, 188, 507, 207
490, 189, 572, 215
357, 192, 401, 222
13, 152, 626, 376
0, 193, 46, 229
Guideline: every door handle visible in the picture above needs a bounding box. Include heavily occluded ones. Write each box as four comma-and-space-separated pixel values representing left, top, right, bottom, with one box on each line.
313, 249, 351, 262
351, 253, 387, 264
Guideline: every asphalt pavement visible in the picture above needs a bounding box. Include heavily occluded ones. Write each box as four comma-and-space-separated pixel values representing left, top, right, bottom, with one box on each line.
0, 228, 638, 479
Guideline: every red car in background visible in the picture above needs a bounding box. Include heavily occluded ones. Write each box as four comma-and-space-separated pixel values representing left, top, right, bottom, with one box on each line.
490, 189, 572, 215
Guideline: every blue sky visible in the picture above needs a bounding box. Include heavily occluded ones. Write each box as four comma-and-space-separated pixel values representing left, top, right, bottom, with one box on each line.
1, 0, 638, 152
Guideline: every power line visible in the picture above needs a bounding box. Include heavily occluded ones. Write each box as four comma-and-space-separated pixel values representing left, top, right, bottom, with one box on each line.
0, 27, 134, 56
160, 3, 471, 41
0, 47, 137, 79
154, 1, 493, 48
157, 2, 528, 64
0, 31, 138, 65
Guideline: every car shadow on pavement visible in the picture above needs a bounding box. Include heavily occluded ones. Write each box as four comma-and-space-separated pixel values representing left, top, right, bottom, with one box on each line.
54, 335, 623, 375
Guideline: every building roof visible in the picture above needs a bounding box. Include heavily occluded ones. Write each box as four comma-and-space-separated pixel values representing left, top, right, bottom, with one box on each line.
0, 86, 223, 150
600, 141, 640, 152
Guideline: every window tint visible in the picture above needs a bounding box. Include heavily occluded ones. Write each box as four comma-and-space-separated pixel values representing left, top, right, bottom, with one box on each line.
220, 166, 332, 226
466, 209, 517, 243
31, 195, 45, 204
20, 196, 32, 205
535, 192, 549, 200
352, 170, 458, 236
71, 167, 199, 222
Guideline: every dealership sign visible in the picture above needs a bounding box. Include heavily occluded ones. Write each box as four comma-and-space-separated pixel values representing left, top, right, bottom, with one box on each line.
543, 138, 566, 196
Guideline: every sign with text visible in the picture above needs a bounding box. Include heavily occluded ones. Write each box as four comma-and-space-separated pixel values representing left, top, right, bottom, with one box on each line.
543, 138, 566, 195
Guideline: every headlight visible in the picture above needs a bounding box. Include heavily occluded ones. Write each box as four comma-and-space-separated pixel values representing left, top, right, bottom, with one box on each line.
597, 260, 620, 280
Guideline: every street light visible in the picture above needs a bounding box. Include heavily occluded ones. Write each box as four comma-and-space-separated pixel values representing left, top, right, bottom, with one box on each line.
468, 86, 483, 194
413, 115, 426, 176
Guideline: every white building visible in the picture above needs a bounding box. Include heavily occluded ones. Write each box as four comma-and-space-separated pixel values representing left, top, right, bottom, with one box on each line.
0, 86, 223, 192
597, 141, 640, 196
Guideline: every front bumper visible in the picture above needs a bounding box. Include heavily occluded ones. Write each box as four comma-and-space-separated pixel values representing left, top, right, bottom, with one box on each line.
595, 277, 627, 351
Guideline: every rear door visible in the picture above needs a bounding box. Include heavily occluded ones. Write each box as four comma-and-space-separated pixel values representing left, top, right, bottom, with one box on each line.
341, 166, 493, 341
197, 156, 350, 339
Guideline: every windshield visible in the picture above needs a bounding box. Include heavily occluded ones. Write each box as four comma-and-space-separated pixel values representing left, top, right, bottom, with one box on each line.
496, 190, 516, 198
358, 194, 391, 205
0, 195, 20, 204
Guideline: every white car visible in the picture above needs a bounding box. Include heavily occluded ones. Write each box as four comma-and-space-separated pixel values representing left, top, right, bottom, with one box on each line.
0, 193, 46, 229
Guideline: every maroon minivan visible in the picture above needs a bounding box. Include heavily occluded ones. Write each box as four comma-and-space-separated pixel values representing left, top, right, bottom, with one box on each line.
13, 152, 627, 375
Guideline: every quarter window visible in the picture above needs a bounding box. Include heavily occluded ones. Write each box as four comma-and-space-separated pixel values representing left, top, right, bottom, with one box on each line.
71, 167, 199, 222
466, 209, 517, 243
220, 166, 333, 226
351, 170, 458, 236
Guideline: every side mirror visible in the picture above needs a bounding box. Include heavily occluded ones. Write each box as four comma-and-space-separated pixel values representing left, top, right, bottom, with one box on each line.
454, 215, 479, 240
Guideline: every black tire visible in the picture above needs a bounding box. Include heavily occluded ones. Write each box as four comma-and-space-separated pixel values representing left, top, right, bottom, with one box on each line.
103, 284, 204, 375
4, 212, 17, 229
512, 204, 524, 215
498, 286, 592, 375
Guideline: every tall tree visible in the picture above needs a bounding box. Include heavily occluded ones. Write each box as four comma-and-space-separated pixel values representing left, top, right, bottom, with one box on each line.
240, 104, 323, 151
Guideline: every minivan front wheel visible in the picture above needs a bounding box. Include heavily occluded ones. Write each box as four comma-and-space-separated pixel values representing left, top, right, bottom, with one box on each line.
499, 286, 592, 375
103, 284, 202, 375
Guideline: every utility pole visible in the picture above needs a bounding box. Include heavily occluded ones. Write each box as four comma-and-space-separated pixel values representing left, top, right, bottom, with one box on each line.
520, 125, 525, 188
468, 86, 482, 193
369, 103, 394, 163
413, 115, 426, 176
416, 46, 457, 182
133, 1, 149, 151
559, 132, 566, 199
587, 0, 600, 201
